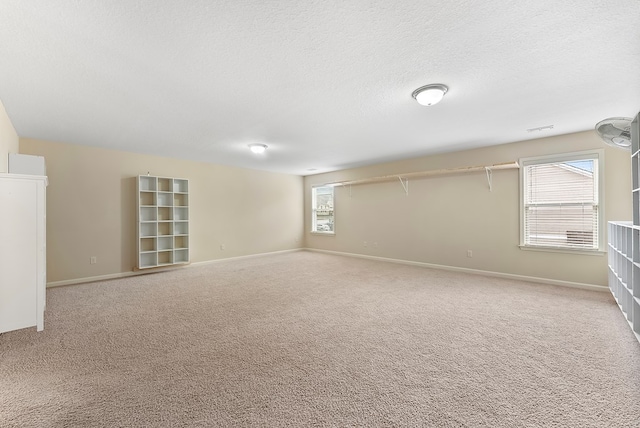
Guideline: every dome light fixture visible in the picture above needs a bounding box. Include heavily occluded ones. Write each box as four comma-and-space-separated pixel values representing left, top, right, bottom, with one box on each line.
412, 84, 448, 106
248, 143, 268, 154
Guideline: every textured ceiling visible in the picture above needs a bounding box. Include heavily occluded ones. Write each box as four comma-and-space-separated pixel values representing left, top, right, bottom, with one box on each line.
1, 1, 639, 175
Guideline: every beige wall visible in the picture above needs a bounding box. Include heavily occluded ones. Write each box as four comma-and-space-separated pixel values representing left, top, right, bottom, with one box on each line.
17, 130, 632, 286
304, 131, 632, 286
0, 98, 19, 172
20, 138, 304, 283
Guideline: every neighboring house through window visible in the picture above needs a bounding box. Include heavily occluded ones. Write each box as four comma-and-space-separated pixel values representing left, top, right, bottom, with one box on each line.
520, 150, 604, 251
312, 185, 334, 234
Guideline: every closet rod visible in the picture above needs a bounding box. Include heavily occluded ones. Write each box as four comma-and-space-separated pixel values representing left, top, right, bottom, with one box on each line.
327, 161, 519, 187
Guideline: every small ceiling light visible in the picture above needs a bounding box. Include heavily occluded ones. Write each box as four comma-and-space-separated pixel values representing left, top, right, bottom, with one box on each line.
412, 84, 448, 106
248, 143, 268, 154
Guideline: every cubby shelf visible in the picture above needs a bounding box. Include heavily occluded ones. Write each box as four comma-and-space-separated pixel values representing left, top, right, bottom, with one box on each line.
608, 113, 640, 343
137, 175, 190, 269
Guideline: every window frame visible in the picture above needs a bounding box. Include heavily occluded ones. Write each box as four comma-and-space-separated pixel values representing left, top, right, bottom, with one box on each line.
311, 185, 335, 235
519, 149, 605, 254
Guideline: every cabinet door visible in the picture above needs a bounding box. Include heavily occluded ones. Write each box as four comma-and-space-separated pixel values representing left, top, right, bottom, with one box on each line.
0, 178, 38, 333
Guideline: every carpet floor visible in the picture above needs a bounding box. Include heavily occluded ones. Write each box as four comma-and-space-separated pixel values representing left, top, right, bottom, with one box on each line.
1, 251, 639, 427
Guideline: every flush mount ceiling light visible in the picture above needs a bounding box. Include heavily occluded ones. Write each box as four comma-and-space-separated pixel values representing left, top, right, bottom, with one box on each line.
248, 143, 268, 154
411, 84, 448, 106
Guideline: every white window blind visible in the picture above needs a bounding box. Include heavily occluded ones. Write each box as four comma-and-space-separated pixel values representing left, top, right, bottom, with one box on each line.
522, 155, 600, 250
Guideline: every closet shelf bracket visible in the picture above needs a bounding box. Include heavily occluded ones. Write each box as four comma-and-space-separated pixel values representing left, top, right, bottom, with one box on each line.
485, 167, 493, 192
398, 177, 409, 195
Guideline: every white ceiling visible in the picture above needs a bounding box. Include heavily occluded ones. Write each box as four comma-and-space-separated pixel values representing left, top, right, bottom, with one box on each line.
1, 1, 639, 176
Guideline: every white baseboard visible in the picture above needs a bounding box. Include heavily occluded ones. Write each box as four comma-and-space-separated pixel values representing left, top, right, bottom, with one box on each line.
188, 248, 302, 267
48, 247, 607, 293
304, 248, 609, 292
46, 248, 304, 288
47, 270, 146, 288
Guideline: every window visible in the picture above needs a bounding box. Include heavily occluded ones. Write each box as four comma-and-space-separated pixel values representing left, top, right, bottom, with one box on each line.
312, 185, 334, 234
520, 150, 603, 251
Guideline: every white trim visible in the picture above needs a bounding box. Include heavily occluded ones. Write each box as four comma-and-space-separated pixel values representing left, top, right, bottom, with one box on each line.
519, 148, 605, 252
46, 248, 304, 288
305, 248, 608, 292
311, 185, 335, 234
518, 245, 605, 256
47, 247, 606, 292
519, 149, 603, 166
189, 249, 302, 267
48, 270, 149, 288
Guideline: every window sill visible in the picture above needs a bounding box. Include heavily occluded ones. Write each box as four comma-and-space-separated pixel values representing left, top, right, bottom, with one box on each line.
519, 245, 605, 256
311, 231, 335, 236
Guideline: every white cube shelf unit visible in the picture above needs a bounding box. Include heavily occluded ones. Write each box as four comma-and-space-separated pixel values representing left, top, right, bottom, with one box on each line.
608, 113, 640, 343
137, 175, 190, 269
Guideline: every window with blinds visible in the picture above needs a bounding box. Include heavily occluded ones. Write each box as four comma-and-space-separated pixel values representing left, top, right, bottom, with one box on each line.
520, 151, 603, 251
312, 185, 335, 234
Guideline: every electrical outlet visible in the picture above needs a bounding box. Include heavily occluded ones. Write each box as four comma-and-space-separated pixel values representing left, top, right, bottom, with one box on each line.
467, 250, 473, 258
90, 256, 97, 264
363, 241, 368, 247
220, 244, 226, 251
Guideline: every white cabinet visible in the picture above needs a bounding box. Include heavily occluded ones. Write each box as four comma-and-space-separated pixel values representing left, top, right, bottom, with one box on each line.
137, 175, 189, 269
0, 173, 47, 333
608, 113, 640, 343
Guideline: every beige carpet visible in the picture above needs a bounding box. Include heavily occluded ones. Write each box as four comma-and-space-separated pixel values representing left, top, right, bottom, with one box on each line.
1, 251, 639, 427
